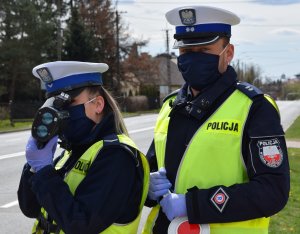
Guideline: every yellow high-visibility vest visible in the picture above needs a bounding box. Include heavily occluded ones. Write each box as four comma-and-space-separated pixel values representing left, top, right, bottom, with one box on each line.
32, 134, 149, 234
143, 90, 274, 234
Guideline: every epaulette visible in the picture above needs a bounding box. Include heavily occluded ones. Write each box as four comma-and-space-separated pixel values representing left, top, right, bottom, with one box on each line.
103, 134, 120, 146
236, 82, 263, 99
162, 89, 180, 103
102, 134, 139, 167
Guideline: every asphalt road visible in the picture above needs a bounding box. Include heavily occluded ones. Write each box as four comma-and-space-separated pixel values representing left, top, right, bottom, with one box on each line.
0, 100, 299, 233
276, 100, 300, 131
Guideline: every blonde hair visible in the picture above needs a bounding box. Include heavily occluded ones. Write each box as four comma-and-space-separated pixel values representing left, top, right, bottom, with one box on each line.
86, 86, 129, 136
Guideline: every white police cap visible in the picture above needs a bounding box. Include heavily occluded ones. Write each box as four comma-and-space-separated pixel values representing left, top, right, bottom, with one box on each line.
32, 61, 109, 96
165, 6, 240, 48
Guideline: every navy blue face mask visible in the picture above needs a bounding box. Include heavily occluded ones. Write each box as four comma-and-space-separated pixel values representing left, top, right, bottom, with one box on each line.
63, 103, 95, 144
177, 52, 221, 90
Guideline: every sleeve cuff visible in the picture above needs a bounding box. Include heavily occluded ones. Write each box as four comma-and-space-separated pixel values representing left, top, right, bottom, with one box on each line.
186, 187, 201, 224
29, 165, 58, 193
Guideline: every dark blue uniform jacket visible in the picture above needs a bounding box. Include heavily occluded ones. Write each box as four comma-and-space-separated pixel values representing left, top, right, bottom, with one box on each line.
146, 66, 290, 234
18, 113, 144, 234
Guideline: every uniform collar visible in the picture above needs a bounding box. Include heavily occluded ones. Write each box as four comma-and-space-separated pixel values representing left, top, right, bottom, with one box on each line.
71, 112, 117, 151
171, 66, 237, 119
192, 65, 237, 110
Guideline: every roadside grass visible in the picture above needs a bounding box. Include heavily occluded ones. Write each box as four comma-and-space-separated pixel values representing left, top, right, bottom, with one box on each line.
269, 148, 300, 234
0, 119, 32, 132
285, 116, 300, 140
0, 110, 159, 133
269, 115, 300, 233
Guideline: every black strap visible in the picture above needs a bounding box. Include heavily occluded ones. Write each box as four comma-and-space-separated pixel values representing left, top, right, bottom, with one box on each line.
102, 134, 140, 167
37, 214, 59, 234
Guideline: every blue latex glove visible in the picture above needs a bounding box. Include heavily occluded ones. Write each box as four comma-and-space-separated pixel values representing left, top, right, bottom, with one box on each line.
25, 136, 58, 172
160, 193, 187, 221
148, 167, 172, 201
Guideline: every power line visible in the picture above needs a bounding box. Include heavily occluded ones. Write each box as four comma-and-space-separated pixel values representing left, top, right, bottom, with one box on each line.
118, 1, 256, 4
237, 49, 291, 53
259, 60, 300, 68
241, 24, 300, 27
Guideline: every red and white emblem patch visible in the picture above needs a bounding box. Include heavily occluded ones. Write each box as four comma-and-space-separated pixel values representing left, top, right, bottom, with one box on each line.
213, 193, 225, 204
257, 138, 283, 168
210, 187, 229, 213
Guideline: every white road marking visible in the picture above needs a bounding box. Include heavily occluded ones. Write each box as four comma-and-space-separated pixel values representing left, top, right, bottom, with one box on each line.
0, 151, 24, 160
129, 126, 154, 134
1, 200, 18, 208
0, 127, 155, 161
4, 137, 24, 142
0, 126, 155, 209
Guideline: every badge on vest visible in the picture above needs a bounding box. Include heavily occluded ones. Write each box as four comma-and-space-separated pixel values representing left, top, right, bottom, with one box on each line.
210, 187, 229, 213
205, 120, 240, 135
257, 138, 283, 168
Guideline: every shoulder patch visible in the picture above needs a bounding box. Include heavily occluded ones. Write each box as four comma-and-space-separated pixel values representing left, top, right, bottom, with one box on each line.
257, 138, 283, 168
163, 89, 180, 103
236, 82, 263, 99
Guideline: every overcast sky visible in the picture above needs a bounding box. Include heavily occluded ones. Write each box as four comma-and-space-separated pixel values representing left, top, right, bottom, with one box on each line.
116, 0, 300, 80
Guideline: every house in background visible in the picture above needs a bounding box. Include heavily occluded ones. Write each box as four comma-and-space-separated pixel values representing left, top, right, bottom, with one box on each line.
155, 53, 184, 104
120, 49, 184, 109
119, 72, 140, 97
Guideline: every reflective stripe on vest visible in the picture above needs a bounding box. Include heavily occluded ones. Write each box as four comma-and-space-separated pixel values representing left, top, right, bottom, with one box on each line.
143, 90, 270, 234
264, 94, 280, 116
32, 134, 149, 234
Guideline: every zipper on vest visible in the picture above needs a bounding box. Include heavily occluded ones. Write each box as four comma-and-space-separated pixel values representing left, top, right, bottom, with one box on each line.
173, 98, 227, 192
174, 123, 204, 192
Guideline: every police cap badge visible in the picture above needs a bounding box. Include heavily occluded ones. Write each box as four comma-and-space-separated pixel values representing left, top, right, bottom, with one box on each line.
36, 67, 53, 84
32, 61, 109, 97
179, 9, 196, 26
165, 5, 240, 48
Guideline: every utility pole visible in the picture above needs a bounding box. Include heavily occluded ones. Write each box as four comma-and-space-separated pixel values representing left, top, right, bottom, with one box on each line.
165, 29, 171, 94
115, 9, 126, 92
116, 10, 120, 90
57, 0, 62, 61
281, 73, 286, 100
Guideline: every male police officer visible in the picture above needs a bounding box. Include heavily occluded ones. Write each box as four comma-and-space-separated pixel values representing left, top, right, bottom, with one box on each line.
143, 5, 290, 234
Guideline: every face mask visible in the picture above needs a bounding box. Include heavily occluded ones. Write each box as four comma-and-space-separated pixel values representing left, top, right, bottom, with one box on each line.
177, 45, 228, 90
63, 100, 96, 144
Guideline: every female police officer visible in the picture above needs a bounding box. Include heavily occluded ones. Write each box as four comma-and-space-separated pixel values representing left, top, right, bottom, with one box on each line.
143, 6, 290, 234
17, 61, 149, 234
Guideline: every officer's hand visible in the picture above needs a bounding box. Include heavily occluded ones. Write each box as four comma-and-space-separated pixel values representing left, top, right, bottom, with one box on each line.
25, 136, 58, 172
148, 167, 172, 201
160, 193, 187, 221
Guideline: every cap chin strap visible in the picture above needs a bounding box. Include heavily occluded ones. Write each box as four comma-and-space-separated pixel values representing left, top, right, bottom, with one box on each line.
173, 36, 220, 49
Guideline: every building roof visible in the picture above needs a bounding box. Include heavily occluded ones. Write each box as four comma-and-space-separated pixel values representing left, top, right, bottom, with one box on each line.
156, 54, 184, 86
